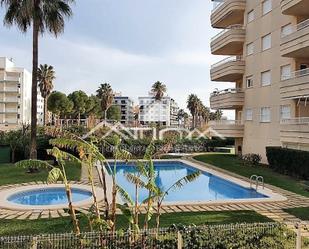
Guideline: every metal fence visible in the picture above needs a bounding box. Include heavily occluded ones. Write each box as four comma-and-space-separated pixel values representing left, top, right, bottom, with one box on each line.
0, 223, 306, 249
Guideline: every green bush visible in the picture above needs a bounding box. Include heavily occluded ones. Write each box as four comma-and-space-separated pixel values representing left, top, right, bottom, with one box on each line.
241, 153, 262, 166
266, 147, 309, 179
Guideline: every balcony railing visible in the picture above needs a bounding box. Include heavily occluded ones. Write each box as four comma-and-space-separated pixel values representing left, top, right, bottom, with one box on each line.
210, 88, 243, 97
210, 119, 243, 125
281, 117, 309, 125
281, 68, 309, 81
211, 25, 244, 42
211, 56, 243, 69
281, 19, 309, 38
212, 1, 224, 12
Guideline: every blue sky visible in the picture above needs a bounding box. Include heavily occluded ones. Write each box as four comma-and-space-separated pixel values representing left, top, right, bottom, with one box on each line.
0, 0, 233, 116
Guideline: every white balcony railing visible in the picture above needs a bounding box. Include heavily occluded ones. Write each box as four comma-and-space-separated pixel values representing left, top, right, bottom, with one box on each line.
212, 0, 224, 12
210, 119, 243, 125
281, 117, 309, 125
211, 88, 243, 97
281, 19, 309, 38
282, 68, 309, 81
211, 56, 244, 69
211, 24, 244, 42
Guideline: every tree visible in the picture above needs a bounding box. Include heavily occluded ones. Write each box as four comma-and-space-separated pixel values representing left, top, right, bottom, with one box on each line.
1, 0, 75, 159
38, 64, 55, 126
68, 90, 89, 124
47, 91, 73, 125
177, 109, 189, 127
151, 81, 167, 101
187, 94, 200, 128
96, 83, 114, 123
107, 105, 121, 121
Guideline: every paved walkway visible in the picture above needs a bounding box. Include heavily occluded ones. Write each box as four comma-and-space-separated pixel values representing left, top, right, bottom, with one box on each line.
1, 157, 309, 235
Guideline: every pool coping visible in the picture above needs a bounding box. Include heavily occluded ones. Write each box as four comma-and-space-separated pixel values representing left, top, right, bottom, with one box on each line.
104, 159, 287, 206
0, 184, 104, 211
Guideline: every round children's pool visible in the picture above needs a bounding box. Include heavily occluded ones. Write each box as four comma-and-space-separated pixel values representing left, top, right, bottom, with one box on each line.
7, 187, 92, 206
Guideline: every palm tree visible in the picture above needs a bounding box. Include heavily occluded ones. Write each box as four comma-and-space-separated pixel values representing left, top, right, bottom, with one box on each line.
1, 0, 74, 159
187, 94, 200, 128
96, 83, 114, 123
38, 64, 55, 126
151, 81, 167, 101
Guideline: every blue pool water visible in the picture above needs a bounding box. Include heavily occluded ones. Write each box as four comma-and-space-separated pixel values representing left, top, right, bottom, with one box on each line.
115, 161, 268, 202
8, 188, 92, 206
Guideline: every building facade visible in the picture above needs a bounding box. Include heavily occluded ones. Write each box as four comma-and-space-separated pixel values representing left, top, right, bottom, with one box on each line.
138, 96, 179, 127
0, 57, 44, 131
210, 0, 309, 161
113, 96, 134, 125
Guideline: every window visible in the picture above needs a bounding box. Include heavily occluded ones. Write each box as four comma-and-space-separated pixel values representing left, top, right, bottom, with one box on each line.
247, 10, 255, 23
281, 23, 292, 38
246, 42, 254, 56
246, 76, 253, 88
262, 0, 272, 15
261, 70, 271, 86
245, 109, 253, 121
262, 34, 271, 51
260, 107, 271, 122
281, 65, 291, 81
280, 105, 291, 120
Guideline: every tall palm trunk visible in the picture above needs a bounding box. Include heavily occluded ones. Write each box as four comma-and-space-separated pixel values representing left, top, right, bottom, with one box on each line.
30, 15, 39, 160
43, 97, 48, 126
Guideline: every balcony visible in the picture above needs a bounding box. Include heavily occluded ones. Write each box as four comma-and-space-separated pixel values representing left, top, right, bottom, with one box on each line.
280, 68, 309, 99
281, 19, 309, 58
211, 25, 245, 55
209, 120, 244, 138
211, 0, 246, 28
0, 87, 19, 93
210, 88, 244, 110
0, 109, 18, 114
280, 117, 309, 145
0, 98, 19, 103
210, 56, 245, 81
281, 0, 309, 16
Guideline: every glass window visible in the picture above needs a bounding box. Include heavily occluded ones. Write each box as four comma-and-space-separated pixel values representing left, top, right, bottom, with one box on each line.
247, 10, 255, 23
280, 105, 291, 120
262, 0, 272, 15
262, 33, 271, 51
281, 23, 293, 38
246, 76, 253, 88
260, 107, 271, 122
281, 65, 291, 81
245, 109, 253, 121
246, 42, 254, 56
261, 70, 271, 86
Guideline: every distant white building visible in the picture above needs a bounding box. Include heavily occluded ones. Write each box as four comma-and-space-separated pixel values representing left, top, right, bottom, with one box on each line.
0, 57, 43, 131
138, 96, 179, 127
113, 95, 134, 125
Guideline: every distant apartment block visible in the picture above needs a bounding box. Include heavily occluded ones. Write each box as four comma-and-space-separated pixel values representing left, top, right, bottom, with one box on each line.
209, 0, 309, 161
0, 57, 43, 131
113, 96, 134, 125
138, 96, 179, 127
170, 98, 179, 127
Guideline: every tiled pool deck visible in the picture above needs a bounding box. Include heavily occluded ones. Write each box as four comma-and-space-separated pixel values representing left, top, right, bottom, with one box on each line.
1, 157, 309, 234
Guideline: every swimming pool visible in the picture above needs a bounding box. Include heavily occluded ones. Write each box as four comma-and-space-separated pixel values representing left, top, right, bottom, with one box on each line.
115, 161, 268, 203
7, 187, 92, 206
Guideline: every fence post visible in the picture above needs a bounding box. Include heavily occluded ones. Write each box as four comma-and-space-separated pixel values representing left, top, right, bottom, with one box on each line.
177, 231, 183, 249
31, 236, 38, 249
296, 223, 302, 249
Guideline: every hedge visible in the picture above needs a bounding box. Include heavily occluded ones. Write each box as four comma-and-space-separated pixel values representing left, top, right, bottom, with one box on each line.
266, 146, 309, 179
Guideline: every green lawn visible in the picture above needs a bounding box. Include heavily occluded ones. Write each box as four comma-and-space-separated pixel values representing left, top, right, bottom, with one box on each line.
284, 207, 309, 221
0, 161, 81, 186
0, 210, 272, 236
194, 154, 309, 197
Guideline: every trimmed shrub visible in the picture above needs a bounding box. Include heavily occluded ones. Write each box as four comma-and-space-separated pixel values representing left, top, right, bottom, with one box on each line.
241, 153, 262, 166
266, 146, 309, 179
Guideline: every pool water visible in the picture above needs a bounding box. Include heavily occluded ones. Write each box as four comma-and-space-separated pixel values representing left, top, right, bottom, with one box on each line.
115, 161, 268, 203
8, 188, 92, 206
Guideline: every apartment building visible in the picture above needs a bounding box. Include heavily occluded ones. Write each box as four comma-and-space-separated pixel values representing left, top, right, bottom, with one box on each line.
0, 57, 44, 130
138, 96, 179, 126
113, 96, 134, 125
209, 0, 309, 161
170, 98, 179, 127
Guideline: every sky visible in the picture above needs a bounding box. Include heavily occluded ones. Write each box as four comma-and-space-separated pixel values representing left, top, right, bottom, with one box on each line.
0, 0, 234, 117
